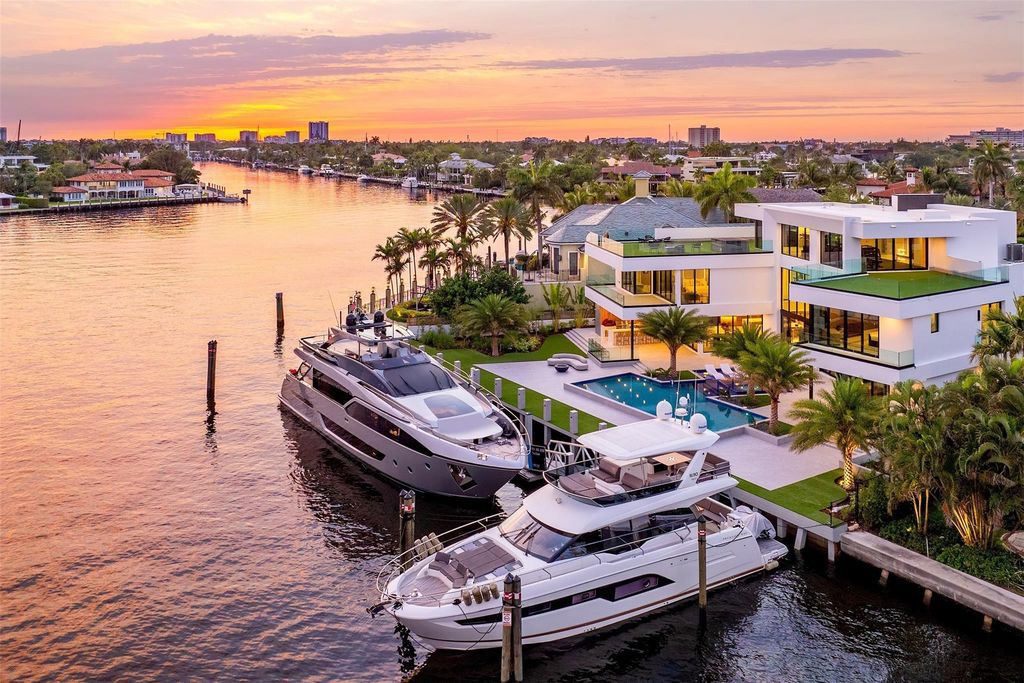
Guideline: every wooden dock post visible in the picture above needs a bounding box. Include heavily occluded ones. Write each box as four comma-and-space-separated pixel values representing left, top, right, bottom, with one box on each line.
500, 573, 523, 683
697, 515, 708, 630
275, 292, 285, 330
879, 569, 890, 587
369, 287, 376, 312
385, 287, 393, 310
206, 340, 217, 408
923, 588, 933, 607
398, 490, 416, 571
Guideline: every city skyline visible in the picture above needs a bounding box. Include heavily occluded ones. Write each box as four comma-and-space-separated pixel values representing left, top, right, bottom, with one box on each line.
1, 0, 1022, 141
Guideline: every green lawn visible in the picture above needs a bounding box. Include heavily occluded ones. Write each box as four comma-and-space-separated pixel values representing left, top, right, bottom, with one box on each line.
802, 270, 992, 299
419, 335, 607, 435
736, 469, 846, 525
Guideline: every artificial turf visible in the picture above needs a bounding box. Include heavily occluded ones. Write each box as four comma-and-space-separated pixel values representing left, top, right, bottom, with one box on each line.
801, 270, 991, 300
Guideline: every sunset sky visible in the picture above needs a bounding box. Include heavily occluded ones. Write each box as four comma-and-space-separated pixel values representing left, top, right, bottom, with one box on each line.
1, 0, 1022, 142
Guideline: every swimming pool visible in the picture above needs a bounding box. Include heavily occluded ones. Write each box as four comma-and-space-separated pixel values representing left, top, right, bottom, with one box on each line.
573, 373, 762, 431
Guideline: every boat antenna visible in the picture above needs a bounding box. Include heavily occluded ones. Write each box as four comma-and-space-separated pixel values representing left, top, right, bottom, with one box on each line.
328, 290, 338, 325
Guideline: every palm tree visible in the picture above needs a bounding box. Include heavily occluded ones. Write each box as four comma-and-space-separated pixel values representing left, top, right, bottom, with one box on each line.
611, 177, 635, 202
444, 237, 475, 275
660, 178, 695, 197
508, 160, 563, 260
715, 324, 770, 397
790, 377, 880, 491
880, 159, 905, 183
371, 237, 406, 295
757, 164, 781, 188
418, 246, 449, 290
541, 282, 571, 332
481, 197, 533, 270
876, 381, 943, 534
693, 163, 757, 221
794, 158, 826, 188
973, 140, 1011, 205
973, 295, 1024, 360
638, 308, 708, 375
395, 227, 424, 295
738, 337, 815, 436
431, 193, 485, 244
457, 294, 528, 356
944, 192, 975, 206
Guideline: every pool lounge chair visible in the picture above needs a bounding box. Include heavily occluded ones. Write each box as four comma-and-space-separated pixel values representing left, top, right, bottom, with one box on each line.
720, 363, 739, 378
704, 364, 726, 380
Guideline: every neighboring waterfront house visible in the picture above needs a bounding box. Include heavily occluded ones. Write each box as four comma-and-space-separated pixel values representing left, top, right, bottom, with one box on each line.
372, 152, 407, 166
90, 162, 125, 173
435, 153, 494, 185
1, 155, 48, 170
0, 193, 15, 210
681, 157, 759, 182
143, 178, 175, 197
736, 199, 1023, 392
130, 169, 176, 182
50, 186, 88, 203
67, 172, 145, 199
599, 161, 682, 193
854, 178, 888, 197
867, 167, 921, 205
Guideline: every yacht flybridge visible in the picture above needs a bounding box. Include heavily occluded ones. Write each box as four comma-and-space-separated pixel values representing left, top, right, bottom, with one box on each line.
279, 313, 528, 499
377, 405, 786, 650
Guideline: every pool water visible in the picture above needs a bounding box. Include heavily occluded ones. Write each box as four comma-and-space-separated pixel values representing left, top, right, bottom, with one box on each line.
575, 373, 762, 431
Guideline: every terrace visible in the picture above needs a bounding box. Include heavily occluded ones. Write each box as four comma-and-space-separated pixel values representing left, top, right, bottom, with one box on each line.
796, 267, 1007, 300
586, 232, 772, 258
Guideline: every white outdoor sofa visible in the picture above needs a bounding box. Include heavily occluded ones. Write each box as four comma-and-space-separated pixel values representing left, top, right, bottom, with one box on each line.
547, 353, 589, 371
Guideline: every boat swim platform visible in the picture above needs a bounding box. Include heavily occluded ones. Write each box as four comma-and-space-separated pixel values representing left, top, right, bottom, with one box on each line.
841, 531, 1024, 633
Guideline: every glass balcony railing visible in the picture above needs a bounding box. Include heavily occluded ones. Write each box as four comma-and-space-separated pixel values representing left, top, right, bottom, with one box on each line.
794, 264, 1009, 300
795, 332, 914, 368
587, 339, 636, 362
586, 233, 772, 258
585, 281, 674, 307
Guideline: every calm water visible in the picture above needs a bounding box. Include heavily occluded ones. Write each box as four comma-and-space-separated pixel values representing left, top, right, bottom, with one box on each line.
573, 374, 760, 430
2, 164, 1021, 681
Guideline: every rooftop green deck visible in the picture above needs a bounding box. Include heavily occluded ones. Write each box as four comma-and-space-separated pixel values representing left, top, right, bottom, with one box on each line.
799, 270, 997, 300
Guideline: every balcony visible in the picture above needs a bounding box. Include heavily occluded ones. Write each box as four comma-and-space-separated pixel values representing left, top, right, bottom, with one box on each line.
797, 338, 915, 369
585, 278, 673, 308
792, 260, 1008, 301
587, 233, 772, 258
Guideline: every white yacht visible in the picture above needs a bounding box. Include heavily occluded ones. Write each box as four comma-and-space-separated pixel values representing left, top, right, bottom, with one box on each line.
319, 164, 335, 177
377, 406, 786, 649
401, 175, 419, 189
297, 164, 313, 175
357, 174, 371, 182
279, 315, 528, 499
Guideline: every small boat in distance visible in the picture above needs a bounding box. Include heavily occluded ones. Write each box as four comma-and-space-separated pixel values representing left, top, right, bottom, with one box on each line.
377, 406, 786, 650
297, 165, 313, 175
357, 174, 371, 182
279, 312, 529, 499
401, 176, 418, 189
320, 164, 336, 177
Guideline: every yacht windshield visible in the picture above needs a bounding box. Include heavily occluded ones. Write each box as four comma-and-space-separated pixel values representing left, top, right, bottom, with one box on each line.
498, 507, 575, 562
381, 363, 456, 397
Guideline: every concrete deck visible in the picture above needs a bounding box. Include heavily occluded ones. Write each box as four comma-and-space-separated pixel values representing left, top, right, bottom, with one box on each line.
710, 433, 844, 490
841, 531, 1024, 632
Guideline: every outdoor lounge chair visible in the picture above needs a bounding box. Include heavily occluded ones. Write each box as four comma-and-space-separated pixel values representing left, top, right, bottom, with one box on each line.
547, 353, 588, 371
704, 364, 726, 380
720, 363, 739, 378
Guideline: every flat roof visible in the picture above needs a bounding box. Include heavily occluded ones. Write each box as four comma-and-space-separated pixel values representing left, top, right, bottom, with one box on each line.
798, 270, 999, 299
741, 201, 1008, 224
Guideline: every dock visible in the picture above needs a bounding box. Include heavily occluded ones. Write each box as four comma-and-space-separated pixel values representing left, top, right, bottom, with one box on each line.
1, 195, 229, 216
841, 531, 1024, 632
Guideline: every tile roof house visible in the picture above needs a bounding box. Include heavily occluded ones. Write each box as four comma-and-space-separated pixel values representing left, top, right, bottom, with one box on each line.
129, 169, 176, 179
143, 178, 175, 196
91, 162, 125, 173
50, 186, 88, 202
68, 172, 145, 198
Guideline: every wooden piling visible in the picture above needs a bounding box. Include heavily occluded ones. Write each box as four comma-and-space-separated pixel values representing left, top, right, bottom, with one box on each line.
500, 573, 523, 682
923, 588, 933, 607
275, 292, 284, 330
879, 569, 890, 587
697, 515, 708, 630
206, 340, 217, 407
399, 490, 416, 571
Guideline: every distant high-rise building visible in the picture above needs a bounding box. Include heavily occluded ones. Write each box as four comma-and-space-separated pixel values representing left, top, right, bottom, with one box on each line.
308, 121, 329, 142
285, 130, 301, 144
947, 127, 1023, 148
194, 133, 217, 142
165, 132, 187, 143
688, 125, 720, 148
0, 127, 6, 142
239, 130, 259, 143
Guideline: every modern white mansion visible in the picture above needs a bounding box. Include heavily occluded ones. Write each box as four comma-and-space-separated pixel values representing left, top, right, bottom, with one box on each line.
558, 174, 1023, 393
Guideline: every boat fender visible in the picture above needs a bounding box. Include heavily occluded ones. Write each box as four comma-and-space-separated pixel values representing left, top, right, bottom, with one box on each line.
489, 583, 500, 600
427, 533, 442, 553
461, 589, 473, 605
764, 560, 779, 572
472, 586, 484, 603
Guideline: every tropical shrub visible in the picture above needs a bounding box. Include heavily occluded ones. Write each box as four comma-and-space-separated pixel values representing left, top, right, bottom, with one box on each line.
860, 475, 890, 531
456, 294, 529, 356
503, 333, 542, 353
430, 268, 529, 320
935, 544, 1024, 590
418, 329, 456, 350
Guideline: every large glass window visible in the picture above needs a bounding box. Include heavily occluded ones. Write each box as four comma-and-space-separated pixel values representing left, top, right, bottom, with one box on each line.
381, 362, 456, 396
781, 224, 810, 260
653, 270, 674, 301
806, 305, 879, 358
861, 238, 928, 271
706, 315, 763, 338
781, 268, 809, 342
680, 269, 710, 304
499, 507, 576, 562
621, 271, 652, 294
979, 301, 1002, 326
821, 232, 843, 268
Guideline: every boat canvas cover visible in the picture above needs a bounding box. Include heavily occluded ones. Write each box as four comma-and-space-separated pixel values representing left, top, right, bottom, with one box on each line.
577, 419, 719, 464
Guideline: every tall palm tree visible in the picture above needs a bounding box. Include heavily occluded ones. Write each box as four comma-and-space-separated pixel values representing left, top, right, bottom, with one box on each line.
715, 324, 770, 397
444, 237, 475, 275
457, 294, 528, 356
880, 159, 905, 183
638, 308, 708, 375
418, 246, 449, 291
481, 197, 532, 270
790, 377, 880, 491
660, 178, 695, 197
738, 337, 815, 435
431, 193, 484, 243
973, 140, 1011, 205
508, 160, 564, 259
371, 237, 406, 295
559, 185, 596, 214
611, 177, 636, 202
541, 282, 571, 332
693, 163, 757, 221
973, 295, 1024, 360
795, 158, 826, 188
395, 227, 421, 295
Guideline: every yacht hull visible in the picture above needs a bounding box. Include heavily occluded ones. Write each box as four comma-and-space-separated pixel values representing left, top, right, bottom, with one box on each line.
279, 374, 519, 499
388, 531, 774, 650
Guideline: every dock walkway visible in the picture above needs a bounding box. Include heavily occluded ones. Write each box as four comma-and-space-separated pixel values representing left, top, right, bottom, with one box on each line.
841, 531, 1024, 632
